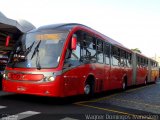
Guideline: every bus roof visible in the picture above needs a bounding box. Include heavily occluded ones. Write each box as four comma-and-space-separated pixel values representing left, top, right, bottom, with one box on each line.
35, 23, 130, 50
37, 23, 158, 63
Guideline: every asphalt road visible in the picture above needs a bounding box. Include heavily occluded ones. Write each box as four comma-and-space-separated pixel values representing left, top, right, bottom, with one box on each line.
0, 80, 160, 120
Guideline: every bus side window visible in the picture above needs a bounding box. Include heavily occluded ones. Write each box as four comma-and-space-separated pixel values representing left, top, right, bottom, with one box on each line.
97, 40, 104, 63
141, 58, 144, 67
137, 56, 140, 67
70, 32, 81, 61
126, 53, 132, 67
81, 32, 96, 63
64, 31, 82, 68
104, 43, 110, 64
120, 50, 126, 66
112, 46, 120, 66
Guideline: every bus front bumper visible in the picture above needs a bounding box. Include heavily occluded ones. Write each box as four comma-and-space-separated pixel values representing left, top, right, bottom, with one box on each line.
2, 77, 64, 97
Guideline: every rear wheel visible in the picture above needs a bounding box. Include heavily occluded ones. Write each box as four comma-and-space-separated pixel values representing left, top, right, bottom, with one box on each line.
122, 80, 127, 91
144, 79, 147, 85
154, 77, 157, 84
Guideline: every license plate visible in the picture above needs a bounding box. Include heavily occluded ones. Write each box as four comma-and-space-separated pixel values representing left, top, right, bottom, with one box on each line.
17, 86, 26, 91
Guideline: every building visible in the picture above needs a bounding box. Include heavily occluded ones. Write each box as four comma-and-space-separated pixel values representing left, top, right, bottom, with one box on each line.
0, 11, 35, 56
0, 11, 35, 79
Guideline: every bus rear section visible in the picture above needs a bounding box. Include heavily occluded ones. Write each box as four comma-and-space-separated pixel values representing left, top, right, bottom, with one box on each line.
148, 59, 159, 83
135, 53, 148, 85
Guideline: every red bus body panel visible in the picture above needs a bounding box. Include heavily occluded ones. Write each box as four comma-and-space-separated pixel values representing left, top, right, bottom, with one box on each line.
136, 67, 148, 85
3, 76, 63, 97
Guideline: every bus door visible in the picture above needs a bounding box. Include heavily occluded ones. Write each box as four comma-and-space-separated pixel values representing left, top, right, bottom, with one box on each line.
63, 33, 82, 96
92, 39, 105, 92
125, 53, 133, 86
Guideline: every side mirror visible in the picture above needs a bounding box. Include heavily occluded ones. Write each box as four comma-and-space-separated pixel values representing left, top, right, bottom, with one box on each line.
71, 34, 77, 50
5, 36, 11, 47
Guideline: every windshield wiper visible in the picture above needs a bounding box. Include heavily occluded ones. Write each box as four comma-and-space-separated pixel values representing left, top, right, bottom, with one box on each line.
24, 41, 35, 56
30, 40, 42, 70
31, 40, 41, 59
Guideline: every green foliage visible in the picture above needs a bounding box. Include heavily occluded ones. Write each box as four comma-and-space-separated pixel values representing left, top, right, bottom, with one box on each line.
131, 48, 141, 53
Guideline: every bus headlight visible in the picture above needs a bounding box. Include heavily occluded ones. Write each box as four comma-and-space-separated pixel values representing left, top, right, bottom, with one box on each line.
45, 71, 62, 82
48, 76, 55, 82
3, 73, 6, 78
3, 73, 8, 79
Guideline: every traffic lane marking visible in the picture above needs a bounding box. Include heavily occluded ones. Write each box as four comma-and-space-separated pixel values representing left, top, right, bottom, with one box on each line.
125, 84, 155, 93
75, 84, 154, 104
74, 103, 154, 120
17, 111, 41, 120
0, 111, 40, 120
111, 98, 160, 109
74, 84, 157, 120
61, 117, 79, 120
75, 93, 118, 104
0, 106, 6, 109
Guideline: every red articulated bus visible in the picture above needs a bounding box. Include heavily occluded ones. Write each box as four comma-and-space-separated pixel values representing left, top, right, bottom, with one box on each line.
2, 23, 159, 97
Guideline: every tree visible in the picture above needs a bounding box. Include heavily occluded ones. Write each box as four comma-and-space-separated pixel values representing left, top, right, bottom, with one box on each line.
131, 48, 141, 53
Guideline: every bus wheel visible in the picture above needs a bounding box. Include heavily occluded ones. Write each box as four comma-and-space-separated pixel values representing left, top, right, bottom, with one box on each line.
154, 77, 157, 84
84, 81, 94, 96
122, 80, 126, 91
84, 84, 91, 95
144, 79, 147, 85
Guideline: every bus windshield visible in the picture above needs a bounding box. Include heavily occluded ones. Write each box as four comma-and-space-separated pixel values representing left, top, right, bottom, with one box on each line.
8, 31, 68, 69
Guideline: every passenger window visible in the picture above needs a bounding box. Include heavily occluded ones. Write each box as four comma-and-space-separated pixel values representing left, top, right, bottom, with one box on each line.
143, 58, 148, 67
81, 32, 97, 63
141, 58, 144, 66
112, 46, 120, 66
128, 53, 132, 67
137, 56, 139, 67
104, 43, 110, 64
97, 40, 104, 63
120, 50, 126, 66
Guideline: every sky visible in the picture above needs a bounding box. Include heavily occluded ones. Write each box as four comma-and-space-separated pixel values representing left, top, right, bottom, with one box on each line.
0, 0, 160, 57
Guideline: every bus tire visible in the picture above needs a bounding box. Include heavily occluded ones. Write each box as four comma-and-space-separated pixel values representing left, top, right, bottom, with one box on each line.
154, 77, 157, 84
144, 78, 147, 86
122, 78, 127, 91
84, 79, 94, 97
